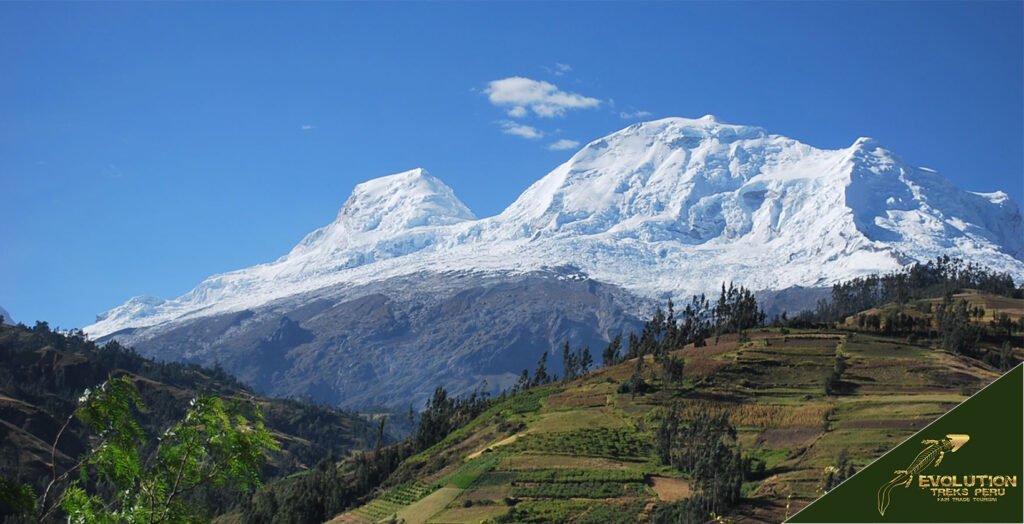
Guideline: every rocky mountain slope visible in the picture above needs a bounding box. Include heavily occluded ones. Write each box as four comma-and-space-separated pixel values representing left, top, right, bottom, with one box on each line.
85, 116, 1024, 407
92, 270, 648, 407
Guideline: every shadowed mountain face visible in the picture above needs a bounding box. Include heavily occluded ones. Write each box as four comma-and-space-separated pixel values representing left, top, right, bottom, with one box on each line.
100, 270, 649, 408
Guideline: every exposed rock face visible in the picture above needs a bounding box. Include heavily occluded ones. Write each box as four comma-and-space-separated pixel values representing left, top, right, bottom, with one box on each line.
102, 269, 648, 407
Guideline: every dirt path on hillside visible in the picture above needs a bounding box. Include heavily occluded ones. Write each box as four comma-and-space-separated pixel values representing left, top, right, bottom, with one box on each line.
465, 432, 522, 461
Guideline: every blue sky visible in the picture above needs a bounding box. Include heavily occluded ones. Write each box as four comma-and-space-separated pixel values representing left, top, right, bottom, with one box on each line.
2, 2, 1022, 329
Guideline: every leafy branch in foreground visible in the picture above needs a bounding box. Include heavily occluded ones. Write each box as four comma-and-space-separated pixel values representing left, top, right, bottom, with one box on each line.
40, 375, 277, 523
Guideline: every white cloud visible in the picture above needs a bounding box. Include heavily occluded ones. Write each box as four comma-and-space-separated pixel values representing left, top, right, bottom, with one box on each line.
548, 139, 580, 151
498, 120, 544, 140
552, 63, 572, 76
301, 124, 315, 131
507, 106, 528, 118
619, 110, 652, 120
485, 76, 601, 118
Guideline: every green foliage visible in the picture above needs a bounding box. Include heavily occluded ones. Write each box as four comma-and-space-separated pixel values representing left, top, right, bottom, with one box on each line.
573, 500, 648, 523
498, 388, 550, 416
821, 449, 855, 493
512, 481, 647, 499
512, 427, 651, 458
514, 469, 646, 483
531, 352, 551, 386
812, 256, 1021, 324
0, 478, 36, 518
245, 386, 492, 524
54, 377, 278, 523
560, 342, 593, 383
657, 406, 744, 522
652, 494, 717, 524
602, 334, 623, 367
497, 499, 645, 523
351, 483, 433, 520
495, 500, 590, 523
936, 296, 983, 355
0, 320, 380, 501
825, 345, 849, 396
445, 455, 499, 489
414, 386, 490, 451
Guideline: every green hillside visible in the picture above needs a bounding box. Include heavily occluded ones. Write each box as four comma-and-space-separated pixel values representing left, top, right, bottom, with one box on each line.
0, 321, 382, 519
323, 297, 1019, 523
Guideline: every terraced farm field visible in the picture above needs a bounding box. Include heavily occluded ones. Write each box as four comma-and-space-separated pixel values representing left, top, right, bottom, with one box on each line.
331, 326, 1010, 523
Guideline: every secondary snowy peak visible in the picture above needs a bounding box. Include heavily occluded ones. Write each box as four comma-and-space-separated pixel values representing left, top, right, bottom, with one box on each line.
284, 168, 474, 261
497, 116, 837, 242
292, 168, 473, 249
337, 168, 475, 231
842, 138, 1024, 261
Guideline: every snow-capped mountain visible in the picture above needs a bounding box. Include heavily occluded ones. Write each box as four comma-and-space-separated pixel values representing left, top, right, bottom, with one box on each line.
82, 116, 1023, 407
87, 116, 1024, 340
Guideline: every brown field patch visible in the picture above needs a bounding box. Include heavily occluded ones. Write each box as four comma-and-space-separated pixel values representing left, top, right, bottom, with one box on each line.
650, 476, 692, 501
756, 427, 821, 449
325, 512, 372, 524
673, 401, 831, 428
427, 505, 509, 523
840, 417, 936, 430
680, 357, 728, 377
396, 487, 461, 524
545, 385, 611, 409
458, 483, 511, 502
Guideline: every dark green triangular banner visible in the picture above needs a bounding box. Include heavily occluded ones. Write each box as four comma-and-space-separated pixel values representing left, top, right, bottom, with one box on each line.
789, 365, 1023, 523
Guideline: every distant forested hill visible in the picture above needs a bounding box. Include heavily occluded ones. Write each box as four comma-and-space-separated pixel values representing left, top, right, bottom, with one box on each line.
0, 321, 382, 518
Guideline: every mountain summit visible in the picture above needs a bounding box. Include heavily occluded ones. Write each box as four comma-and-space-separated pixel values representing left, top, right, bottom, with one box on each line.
87, 117, 1024, 340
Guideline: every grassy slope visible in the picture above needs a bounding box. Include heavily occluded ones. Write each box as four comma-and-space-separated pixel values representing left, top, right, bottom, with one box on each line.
330, 292, 1021, 524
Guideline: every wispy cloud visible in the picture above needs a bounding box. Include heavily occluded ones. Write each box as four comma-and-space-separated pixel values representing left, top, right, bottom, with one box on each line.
547, 63, 572, 76
619, 110, 652, 120
506, 106, 528, 118
301, 124, 315, 131
485, 76, 601, 118
548, 139, 580, 151
498, 120, 544, 140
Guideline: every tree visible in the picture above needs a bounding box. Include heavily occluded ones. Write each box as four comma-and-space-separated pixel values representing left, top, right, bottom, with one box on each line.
660, 356, 684, 384
656, 407, 743, 521
514, 369, 530, 393
998, 341, 1015, 372
579, 346, 593, 375
602, 334, 622, 367
41, 376, 278, 523
532, 352, 550, 386
822, 449, 855, 492
561, 342, 575, 383
991, 313, 1015, 339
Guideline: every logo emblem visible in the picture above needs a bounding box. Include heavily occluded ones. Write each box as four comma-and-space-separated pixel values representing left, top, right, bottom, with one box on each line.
876, 434, 970, 516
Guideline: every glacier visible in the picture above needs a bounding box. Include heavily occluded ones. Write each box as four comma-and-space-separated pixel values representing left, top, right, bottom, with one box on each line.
86, 116, 1024, 339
